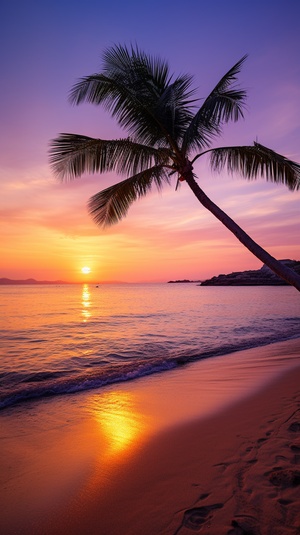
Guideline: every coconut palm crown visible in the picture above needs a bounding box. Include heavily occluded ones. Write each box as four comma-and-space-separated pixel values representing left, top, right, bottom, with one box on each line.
49, 44, 300, 291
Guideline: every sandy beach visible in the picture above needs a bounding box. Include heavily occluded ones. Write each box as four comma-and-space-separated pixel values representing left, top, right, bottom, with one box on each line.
1, 338, 300, 535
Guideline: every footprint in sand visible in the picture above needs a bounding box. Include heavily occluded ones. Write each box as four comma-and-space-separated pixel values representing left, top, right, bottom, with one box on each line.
275, 455, 288, 463
265, 468, 300, 488
288, 422, 300, 433
180, 503, 223, 531
227, 515, 260, 535
290, 442, 300, 465
198, 492, 210, 500
278, 498, 293, 505
257, 437, 267, 445
213, 461, 230, 473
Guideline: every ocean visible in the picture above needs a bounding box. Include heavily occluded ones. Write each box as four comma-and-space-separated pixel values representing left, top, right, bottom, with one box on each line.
1, 283, 299, 411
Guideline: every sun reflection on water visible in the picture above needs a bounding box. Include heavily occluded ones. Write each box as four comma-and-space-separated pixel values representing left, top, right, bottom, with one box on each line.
81, 284, 91, 322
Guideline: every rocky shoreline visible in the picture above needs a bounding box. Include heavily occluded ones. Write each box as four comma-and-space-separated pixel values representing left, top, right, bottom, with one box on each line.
200, 259, 300, 286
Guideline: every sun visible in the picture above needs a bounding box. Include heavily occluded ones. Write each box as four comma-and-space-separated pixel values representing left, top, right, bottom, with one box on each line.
81, 266, 91, 274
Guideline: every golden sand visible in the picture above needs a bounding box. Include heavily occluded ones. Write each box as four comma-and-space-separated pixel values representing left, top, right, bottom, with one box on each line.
1, 339, 300, 534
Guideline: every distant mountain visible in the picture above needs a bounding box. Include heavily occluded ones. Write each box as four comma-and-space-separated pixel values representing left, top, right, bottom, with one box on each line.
0, 278, 69, 285
200, 260, 300, 286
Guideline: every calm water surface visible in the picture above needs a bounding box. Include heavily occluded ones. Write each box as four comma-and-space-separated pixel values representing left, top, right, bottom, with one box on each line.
0, 283, 299, 409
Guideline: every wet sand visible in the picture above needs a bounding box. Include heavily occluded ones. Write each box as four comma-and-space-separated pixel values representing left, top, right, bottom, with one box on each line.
1, 339, 300, 534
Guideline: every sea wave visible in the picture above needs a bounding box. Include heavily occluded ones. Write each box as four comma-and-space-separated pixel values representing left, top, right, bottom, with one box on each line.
1, 331, 299, 411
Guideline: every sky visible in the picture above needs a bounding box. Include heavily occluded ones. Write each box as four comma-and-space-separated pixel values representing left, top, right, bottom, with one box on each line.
1, 0, 299, 283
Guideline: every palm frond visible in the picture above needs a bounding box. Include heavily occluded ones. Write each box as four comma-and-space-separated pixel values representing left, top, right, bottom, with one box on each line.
125, 75, 196, 147
202, 88, 247, 124
198, 55, 247, 124
212, 55, 248, 92
69, 73, 108, 106
181, 109, 220, 154
210, 142, 300, 190
153, 76, 196, 139
68, 44, 195, 148
181, 56, 248, 155
88, 166, 170, 227
69, 72, 172, 147
102, 44, 171, 91
49, 134, 171, 180
69, 45, 170, 108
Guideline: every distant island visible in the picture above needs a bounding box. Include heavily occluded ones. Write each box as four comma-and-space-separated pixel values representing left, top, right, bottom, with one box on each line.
0, 278, 69, 285
200, 259, 300, 286
168, 279, 202, 284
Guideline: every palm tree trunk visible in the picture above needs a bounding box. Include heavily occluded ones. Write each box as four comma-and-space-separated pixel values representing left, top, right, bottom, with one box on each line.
185, 174, 300, 292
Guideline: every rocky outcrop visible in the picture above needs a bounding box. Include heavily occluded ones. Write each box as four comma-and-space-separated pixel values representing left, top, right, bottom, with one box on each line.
200, 260, 300, 286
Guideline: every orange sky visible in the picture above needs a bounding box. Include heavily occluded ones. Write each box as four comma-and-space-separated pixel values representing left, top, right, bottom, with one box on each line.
1, 2, 299, 283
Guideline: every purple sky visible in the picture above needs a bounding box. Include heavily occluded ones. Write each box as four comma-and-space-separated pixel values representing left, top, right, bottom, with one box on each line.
1, 0, 299, 282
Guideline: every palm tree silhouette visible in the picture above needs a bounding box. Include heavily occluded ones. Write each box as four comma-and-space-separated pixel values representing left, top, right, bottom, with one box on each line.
49, 45, 300, 290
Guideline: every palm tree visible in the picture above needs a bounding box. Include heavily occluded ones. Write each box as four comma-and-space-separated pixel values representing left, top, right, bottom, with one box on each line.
49, 44, 300, 291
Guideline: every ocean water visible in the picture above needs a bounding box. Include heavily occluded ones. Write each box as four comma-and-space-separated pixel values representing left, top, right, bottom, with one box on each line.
0, 283, 299, 410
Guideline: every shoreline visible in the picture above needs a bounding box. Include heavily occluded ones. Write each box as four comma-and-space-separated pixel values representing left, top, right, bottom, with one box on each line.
1, 338, 300, 534
2, 334, 300, 412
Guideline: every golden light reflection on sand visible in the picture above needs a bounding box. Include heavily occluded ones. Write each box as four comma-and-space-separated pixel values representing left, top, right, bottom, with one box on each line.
91, 390, 149, 458
81, 284, 91, 321
72, 390, 151, 504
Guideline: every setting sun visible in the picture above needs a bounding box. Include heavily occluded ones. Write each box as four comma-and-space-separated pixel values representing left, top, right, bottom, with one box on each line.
81, 266, 91, 274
